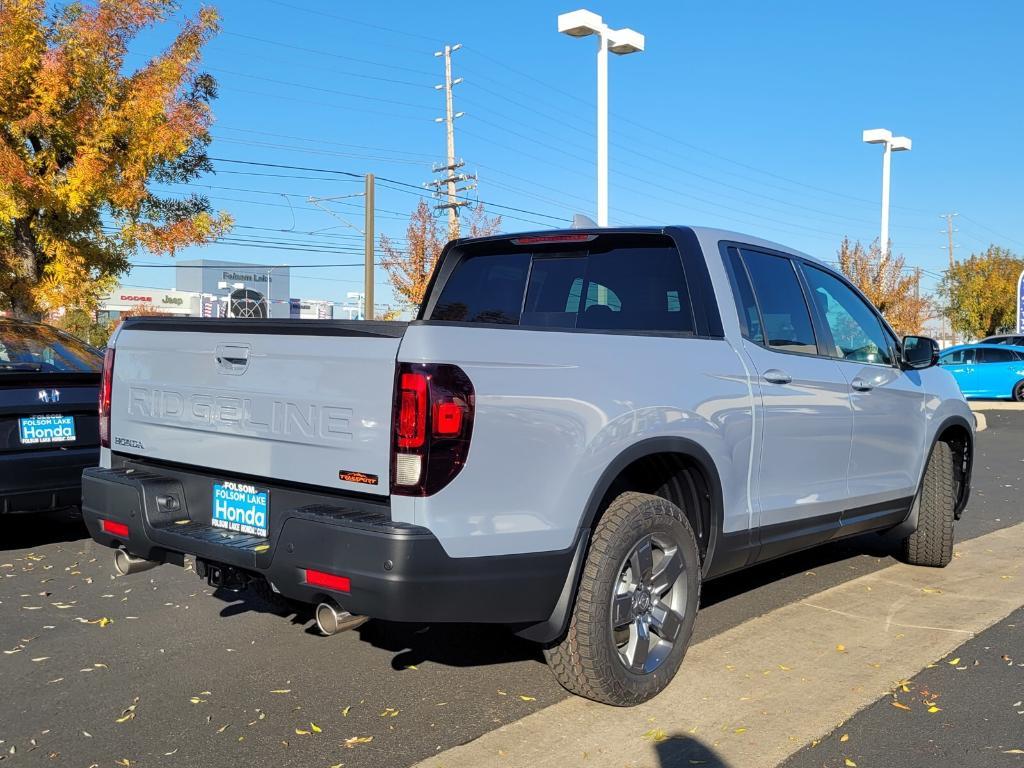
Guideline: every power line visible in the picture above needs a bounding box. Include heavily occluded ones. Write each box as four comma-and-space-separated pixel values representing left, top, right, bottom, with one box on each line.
220, 31, 437, 76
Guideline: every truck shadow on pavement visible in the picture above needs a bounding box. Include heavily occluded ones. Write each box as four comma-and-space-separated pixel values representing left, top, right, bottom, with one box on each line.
210, 584, 546, 668
202, 531, 904, 672
655, 735, 731, 767
0, 506, 88, 550
700, 531, 900, 608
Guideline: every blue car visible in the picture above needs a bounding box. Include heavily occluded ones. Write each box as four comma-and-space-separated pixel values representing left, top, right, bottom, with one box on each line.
938, 343, 1024, 401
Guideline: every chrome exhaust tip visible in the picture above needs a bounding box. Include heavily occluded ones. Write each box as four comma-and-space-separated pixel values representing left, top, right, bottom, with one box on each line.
113, 548, 159, 576
315, 601, 368, 636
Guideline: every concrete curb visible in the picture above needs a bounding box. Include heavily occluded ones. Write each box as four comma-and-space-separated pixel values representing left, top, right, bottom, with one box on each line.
415, 523, 1024, 768
974, 411, 987, 432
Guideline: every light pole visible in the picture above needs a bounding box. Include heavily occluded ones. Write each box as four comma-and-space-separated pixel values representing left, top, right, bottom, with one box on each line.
863, 128, 912, 256
558, 9, 644, 227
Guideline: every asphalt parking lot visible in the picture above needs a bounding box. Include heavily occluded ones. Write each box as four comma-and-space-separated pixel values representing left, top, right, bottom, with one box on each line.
1, 411, 1021, 768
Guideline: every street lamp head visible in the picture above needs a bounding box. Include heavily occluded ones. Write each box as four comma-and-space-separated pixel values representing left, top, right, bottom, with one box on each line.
608, 27, 645, 54
889, 135, 912, 152
863, 128, 893, 145
558, 9, 604, 37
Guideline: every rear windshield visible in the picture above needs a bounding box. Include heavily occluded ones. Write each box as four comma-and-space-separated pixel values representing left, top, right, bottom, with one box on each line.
428, 235, 694, 333
0, 323, 102, 373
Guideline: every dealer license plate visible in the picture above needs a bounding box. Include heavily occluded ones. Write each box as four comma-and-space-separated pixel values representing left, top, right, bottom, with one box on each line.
212, 481, 269, 538
18, 415, 76, 445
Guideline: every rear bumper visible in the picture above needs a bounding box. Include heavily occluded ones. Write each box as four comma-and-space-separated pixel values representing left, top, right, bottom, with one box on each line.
0, 447, 97, 512
81, 462, 578, 626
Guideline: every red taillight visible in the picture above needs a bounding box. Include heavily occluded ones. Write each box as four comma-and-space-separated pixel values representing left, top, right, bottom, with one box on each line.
391, 363, 475, 496
99, 348, 115, 448
396, 372, 428, 449
100, 519, 129, 538
305, 568, 351, 593
433, 401, 463, 436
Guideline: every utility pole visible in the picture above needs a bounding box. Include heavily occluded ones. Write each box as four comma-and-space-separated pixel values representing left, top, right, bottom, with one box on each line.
940, 212, 959, 344
364, 173, 374, 321
940, 212, 959, 270
429, 43, 475, 240
914, 266, 921, 301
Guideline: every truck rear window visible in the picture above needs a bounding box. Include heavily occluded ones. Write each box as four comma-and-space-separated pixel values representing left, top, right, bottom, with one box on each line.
0, 322, 102, 373
429, 235, 694, 334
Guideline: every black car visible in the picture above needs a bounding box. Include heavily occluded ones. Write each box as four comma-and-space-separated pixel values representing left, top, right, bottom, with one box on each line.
0, 318, 102, 513
981, 333, 1024, 346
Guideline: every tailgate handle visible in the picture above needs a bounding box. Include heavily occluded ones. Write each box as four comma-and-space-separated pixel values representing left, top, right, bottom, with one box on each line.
215, 344, 251, 374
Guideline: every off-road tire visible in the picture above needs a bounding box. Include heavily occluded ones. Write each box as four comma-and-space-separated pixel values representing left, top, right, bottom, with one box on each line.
544, 492, 701, 706
902, 441, 956, 567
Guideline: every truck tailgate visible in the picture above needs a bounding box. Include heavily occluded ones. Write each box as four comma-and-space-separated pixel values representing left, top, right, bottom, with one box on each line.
109, 320, 404, 495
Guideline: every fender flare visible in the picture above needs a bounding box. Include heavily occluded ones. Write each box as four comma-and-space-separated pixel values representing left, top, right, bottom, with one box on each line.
516, 436, 725, 644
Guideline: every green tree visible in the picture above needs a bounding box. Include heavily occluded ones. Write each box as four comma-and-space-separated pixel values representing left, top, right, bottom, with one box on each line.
0, 0, 232, 320
939, 245, 1023, 339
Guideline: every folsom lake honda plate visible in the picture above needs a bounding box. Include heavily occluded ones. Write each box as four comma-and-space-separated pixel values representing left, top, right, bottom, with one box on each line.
18, 415, 76, 445
212, 480, 269, 538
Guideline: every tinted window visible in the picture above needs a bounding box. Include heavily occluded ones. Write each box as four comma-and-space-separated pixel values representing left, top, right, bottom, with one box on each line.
430, 237, 694, 333
431, 252, 530, 324
724, 247, 764, 344
978, 347, 1015, 364
0, 323, 102, 373
940, 350, 963, 365
739, 249, 817, 354
801, 264, 894, 366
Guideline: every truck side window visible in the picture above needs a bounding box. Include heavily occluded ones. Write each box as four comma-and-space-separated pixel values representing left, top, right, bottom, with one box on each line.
800, 264, 894, 366
739, 249, 817, 355
724, 247, 764, 344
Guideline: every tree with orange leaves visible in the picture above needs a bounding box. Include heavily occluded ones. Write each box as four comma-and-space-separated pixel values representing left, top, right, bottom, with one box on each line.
837, 237, 933, 336
379, 200, 501, 312
0, 0, 232, 320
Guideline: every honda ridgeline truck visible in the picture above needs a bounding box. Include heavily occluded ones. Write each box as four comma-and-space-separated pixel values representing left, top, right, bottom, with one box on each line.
82, 227, 973, 706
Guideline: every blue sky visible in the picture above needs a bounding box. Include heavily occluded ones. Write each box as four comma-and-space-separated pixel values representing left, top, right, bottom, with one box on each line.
123, 0, 1024, 307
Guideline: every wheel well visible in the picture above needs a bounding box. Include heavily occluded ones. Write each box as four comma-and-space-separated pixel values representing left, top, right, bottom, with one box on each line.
599, 452, 715, 562
937, 423, 972, 516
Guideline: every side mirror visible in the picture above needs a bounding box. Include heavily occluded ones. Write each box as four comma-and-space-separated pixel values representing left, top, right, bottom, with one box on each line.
901, 335, 940, 370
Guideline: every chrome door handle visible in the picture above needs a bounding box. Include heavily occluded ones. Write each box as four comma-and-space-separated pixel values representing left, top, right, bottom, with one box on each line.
851, 377, 874, 392
763, 369, 792, 385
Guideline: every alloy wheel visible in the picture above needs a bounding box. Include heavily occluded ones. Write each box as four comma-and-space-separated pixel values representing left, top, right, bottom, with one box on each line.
610, 532, 688, 674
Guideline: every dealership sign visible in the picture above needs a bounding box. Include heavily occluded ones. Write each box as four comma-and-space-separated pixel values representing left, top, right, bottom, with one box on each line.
102, 286, 194, 312
1018, 268, 1024, 333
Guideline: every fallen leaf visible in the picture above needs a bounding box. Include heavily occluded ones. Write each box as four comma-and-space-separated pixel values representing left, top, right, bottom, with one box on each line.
217, 724, 230, 734
947, 657, 960, 666
518, 695, 536, 702
270, 689, 291, 694
891, 702, 912, 711
343, 736, 373, 748
734, 727, 747, 734
189, 697, 205, 705
310, 722, 322, 733
845, 759, 857, 767
642, 729, 669, 743
840, 733, 849, 742
341, 706, 351, 717
836, 644, 847, 653
921, 587, 943, 594
254, 544, 270, 553
295, 728, 311, 736
116, 712, 135, 724
1003, 749, 1024, 754
928, 706, 941, 713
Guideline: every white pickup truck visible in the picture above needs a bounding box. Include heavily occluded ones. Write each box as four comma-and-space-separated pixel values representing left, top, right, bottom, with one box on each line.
82, 226, 973, 705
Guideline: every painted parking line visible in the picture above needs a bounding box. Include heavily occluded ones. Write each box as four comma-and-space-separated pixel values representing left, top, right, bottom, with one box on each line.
415, 521, 1024, 768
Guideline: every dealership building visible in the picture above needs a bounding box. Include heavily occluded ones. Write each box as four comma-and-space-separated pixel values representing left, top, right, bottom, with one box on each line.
99, 259, 343, 320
